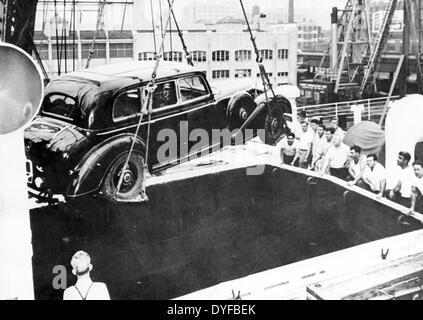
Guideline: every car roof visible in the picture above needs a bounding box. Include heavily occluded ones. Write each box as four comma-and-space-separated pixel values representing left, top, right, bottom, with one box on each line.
62, 61, 203, 85
45, 61, 206, 117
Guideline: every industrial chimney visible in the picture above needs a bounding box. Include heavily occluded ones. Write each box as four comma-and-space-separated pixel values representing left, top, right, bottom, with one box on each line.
288, 0, 294, 23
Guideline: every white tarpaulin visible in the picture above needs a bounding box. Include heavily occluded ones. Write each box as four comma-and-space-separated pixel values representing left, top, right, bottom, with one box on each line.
385, 94, 423, 184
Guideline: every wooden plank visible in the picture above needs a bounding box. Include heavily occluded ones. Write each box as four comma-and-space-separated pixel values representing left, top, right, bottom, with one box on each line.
307, 252, 423, 300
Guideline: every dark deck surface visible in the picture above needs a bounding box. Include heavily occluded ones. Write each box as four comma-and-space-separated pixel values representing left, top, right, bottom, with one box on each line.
30, 166, 422, 300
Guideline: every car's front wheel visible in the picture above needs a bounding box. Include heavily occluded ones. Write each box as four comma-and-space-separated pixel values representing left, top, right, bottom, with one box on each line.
259, 99, 290, 145
102, 152, 145, 202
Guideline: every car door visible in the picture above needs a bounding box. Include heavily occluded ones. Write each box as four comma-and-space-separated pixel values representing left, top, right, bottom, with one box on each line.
148, 80, 186, 171
177, 74, 216, 161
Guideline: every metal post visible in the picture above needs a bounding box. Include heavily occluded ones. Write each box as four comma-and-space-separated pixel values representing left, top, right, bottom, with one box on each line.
400, 0, 410, 97
368, 99, 371, 120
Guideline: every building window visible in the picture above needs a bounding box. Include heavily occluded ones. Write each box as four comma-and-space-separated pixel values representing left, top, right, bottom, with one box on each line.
313, 91, 321, 103
278, 49, 289, 60
257, 72, 273, 78
191, 51, 207, 62
52, 44, 78, 60
278, 72, 289, 77
163, 51, 183, 62
259, 49, 273, 60
235, 50, 252, 61
110, 43, 133, 58
212, 70, 230, 79
235, 69, 252, 78
212, 50, 230, 62
139, 52, 156, 61
81, 43, 107, 59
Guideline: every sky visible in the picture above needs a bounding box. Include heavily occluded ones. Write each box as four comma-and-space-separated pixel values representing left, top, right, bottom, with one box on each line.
35, 0, 353, 31
175, 0, 349, 29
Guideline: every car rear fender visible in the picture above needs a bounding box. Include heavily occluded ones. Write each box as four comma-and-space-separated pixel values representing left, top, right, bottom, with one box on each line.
66, 134, 146, 198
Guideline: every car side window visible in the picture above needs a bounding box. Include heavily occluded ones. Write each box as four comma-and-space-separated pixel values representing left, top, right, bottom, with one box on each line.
178, 76, 209, 102
152, 82, 177, 110
113, 89, 141, 121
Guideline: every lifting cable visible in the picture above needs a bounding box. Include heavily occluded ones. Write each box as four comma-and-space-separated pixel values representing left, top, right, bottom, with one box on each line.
166, 0, 193, 66
85, 0, 106, 69
115, 0, 177, 201
149, 0, 157, 55
72, 0, 76, 72
53, 0, 61, 75
159, 0, 164, 41
239, 0, 275, 113
63, 0, 68, 74
120, 0, 128, 34
169, 0, 173, 60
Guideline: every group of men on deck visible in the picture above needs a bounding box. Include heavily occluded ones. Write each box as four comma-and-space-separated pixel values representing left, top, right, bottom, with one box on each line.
278, 111, 423, 215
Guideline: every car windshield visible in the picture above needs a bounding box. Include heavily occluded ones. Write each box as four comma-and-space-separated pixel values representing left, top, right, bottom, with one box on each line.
42, 94, 82, 124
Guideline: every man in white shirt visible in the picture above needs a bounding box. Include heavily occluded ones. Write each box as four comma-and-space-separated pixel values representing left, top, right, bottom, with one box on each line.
310, 124, 326, 171
292, 121, 313, 169
63, 251, 111, 300
410, 160, 423, 215
387, 152, 414, 206
321, 134, 350, 180
361, 154, 386, 199
292, 110, 308, 139
347, 146, 367, 186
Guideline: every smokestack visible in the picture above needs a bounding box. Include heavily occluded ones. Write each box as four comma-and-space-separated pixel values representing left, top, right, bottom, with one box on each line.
288, 0, 294, 23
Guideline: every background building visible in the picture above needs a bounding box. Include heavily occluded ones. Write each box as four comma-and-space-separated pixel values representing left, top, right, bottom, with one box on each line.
32, 1, 298, 86
135, 24, 298, 87
297, 20, 324, 51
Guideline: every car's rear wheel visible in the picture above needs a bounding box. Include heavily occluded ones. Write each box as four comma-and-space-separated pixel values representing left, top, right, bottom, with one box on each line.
102, 152, 145, 202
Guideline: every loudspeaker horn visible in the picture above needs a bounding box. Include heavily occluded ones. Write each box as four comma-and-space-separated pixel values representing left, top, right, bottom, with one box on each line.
0, 42, 44, 135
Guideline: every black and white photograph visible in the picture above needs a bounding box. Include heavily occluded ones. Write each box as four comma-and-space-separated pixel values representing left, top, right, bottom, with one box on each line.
1, 0, 423, 305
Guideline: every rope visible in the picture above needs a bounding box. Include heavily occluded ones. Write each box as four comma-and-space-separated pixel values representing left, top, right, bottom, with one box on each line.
54, 0, 61, 75
85, 0, 106, 69
159, 0, 164, 41
150, 0, 157, 55
63, 0, 68, 74
168, 0, 173, 60
72, 0, 76, 71
120, 0, 128, 34
167, 0, 193, 66
115, 0, 177, 200
239, 0, 276, 109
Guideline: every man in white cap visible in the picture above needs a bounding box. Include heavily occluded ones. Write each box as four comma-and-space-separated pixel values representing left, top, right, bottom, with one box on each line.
63, 251, 110, 300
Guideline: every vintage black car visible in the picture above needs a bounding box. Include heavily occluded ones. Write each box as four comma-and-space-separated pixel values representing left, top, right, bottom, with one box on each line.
25, 61, 292, 202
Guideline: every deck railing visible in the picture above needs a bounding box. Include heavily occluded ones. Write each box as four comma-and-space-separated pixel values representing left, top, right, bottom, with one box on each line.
297, 96, 401, 124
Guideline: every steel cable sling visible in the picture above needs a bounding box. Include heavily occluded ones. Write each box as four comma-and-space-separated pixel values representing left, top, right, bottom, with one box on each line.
114, 0, 176, 202
166, 0, 193, 66
85, 0, 106, 69
239, 0, 275, 113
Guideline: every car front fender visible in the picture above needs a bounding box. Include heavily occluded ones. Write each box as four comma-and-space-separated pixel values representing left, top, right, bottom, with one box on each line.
238, 93, 292, 131
66, 134, 146, 198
